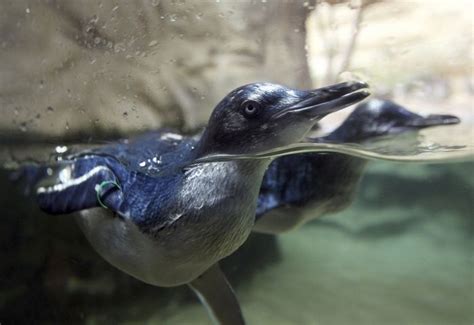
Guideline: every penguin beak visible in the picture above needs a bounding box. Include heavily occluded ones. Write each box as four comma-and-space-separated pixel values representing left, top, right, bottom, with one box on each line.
273, 81, 370, 120
406, 114, 461, 127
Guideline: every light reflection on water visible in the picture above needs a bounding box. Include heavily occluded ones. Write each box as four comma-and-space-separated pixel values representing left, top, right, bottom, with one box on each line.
196, 123, 473, 165
2, 121, 473, 177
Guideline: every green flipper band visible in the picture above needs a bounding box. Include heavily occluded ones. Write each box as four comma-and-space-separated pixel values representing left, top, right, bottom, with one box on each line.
95, 180, 122, 209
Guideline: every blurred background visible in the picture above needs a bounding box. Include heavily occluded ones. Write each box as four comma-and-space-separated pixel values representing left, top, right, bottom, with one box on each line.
0, 0, 473, 324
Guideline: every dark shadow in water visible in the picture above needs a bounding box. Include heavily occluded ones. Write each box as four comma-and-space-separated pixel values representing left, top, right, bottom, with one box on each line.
359, 162, 473, 218
310, 162, 473, 239
312, 215, 427, 240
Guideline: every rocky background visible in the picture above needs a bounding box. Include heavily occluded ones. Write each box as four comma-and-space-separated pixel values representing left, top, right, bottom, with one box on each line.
1, 0, 312, 139
0, 0, 473, 324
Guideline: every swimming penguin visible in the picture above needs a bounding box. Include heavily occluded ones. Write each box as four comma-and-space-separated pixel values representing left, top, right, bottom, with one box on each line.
253, 99, 460, 234
13, 81, 370, 324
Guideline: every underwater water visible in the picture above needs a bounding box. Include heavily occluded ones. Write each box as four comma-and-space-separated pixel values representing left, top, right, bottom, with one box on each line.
0, 141, 473, 324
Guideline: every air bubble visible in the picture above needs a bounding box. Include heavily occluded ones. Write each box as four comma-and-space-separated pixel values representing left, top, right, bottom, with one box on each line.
114, 42, 126, 53
55, 146, 68, 154
19, 122, 27, 132
169, 14, 177, 22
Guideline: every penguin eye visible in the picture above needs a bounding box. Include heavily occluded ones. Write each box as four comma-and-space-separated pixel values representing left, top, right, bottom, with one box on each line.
242, 100, 261, 118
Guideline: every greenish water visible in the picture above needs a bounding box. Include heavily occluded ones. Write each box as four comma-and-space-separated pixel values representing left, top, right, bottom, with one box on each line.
1, 161, 472, 324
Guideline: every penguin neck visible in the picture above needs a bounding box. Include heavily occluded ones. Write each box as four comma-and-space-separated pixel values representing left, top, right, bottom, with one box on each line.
184, 156, 272, 190
192, 127, 225, 159
189, 127, 273, 197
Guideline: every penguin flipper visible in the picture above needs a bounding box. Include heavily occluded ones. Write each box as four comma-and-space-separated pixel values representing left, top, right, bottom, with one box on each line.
188, 263, 245, 325
32, 158, 124, 215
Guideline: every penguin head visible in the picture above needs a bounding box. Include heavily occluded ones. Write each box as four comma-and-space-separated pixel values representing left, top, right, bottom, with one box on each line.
198, 81, 370, 156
